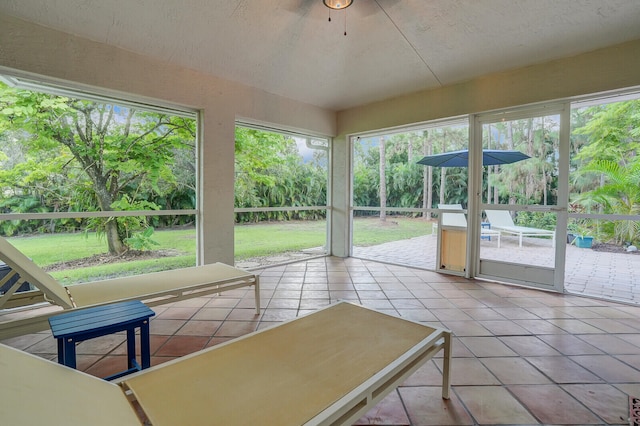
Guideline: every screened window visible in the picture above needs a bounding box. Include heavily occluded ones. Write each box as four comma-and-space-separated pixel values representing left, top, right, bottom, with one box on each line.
0, 75, 198, 286
233, 124, 330, 268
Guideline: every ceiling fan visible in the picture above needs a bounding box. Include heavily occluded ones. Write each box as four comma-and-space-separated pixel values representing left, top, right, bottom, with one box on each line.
283, 0, 383, 19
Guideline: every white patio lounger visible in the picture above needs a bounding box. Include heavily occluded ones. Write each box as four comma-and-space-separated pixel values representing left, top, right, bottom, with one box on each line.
0, 236, 259, 339
0, 302, 452, 426
485, 209, 555, 248
437, 204, 501, 247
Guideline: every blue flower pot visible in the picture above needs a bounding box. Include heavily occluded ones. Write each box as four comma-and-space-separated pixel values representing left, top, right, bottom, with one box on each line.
575, 236, 593, 248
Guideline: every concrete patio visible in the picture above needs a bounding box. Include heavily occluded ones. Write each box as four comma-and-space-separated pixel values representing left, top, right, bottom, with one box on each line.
352, 233, 640, 306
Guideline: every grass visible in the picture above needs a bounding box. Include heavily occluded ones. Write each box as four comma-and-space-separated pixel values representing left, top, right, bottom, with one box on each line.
353, 216, 434, 246
234, 220, 327, 258
6, 217, 432, 284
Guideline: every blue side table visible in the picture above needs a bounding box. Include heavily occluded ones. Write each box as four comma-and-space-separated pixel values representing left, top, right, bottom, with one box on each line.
49, 300, 155, 381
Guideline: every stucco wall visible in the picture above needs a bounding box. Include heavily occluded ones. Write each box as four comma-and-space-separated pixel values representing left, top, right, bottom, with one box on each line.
0, 13, 336, 265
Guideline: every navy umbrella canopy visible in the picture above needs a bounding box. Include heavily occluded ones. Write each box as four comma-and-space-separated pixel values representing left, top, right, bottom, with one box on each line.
417, 149, 530, 167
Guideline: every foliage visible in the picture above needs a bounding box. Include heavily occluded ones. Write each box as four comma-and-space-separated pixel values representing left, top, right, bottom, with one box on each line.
574, 158, 640, 243
0, 82, 196, 253
234, 127, 328, 222
124, 227, 161, 251
2, 81, 639, 254
514, 211, 556, 230
571, 100, 640, 244
352, 126, 468, 213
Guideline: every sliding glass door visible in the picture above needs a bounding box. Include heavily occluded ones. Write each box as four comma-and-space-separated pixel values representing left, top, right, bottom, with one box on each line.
473, 105, 569, 291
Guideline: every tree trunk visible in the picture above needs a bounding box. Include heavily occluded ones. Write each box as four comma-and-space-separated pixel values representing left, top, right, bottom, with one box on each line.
525, 118, 535, 200
422, 132, 433, 219
493, 167, 499, 204
439, 135, 446, 205
379, 137, 386, 222
92, 176, 127, 255
105, 219, 127, 255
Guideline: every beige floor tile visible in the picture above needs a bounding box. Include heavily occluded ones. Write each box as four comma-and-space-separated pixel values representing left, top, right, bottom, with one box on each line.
214, 320, 259, 337
512, 319, 568, 334
402, 360, 445, 386
454, 386, 537, 424
84, 354, 129, 379
451, 337, 475, 358
546, 318, 606, 334
399, 386, 473, 425
525, 356, 604, 383
492, 307, 539, 320
148, 318, 187, 335
575, 333, 640, 354
191, 307, 232, 321
449, 298, 488, 309
481, 357, 552, 384
436, 357, 500, 386
458, 336, 518, 357
537, 333, 603, 355
154, 335, 208, 357
581, 318, 640, 333
562, 383, 630, 424
478, 320, 531, 335
154, 306, 199, 320
353, 390, 411, 425
261, 308, 298, 321
570, 354, 640, 382
0, 332, 54, 350
75, 333, 127, 355
508, 384, 602, 424
431, 309, 473, 322
498, 335, 561, 356
178, 320, 221, 336
396, 309, 438, 322
441, 320, 492, 337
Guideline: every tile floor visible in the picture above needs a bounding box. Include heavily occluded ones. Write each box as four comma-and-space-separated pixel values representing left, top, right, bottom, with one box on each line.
3, 256, 640, 425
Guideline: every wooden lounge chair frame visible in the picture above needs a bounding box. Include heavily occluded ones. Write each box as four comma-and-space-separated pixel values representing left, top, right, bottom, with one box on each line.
0, 236, 259, 339
0, 301, 452, 426
485, 209, 555, 248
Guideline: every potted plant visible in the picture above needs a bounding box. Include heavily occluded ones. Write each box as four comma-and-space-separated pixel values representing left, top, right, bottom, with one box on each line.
569, 221, 594, 248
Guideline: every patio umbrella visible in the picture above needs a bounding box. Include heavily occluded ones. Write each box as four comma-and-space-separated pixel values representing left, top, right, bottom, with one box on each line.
416, 149, 529, 167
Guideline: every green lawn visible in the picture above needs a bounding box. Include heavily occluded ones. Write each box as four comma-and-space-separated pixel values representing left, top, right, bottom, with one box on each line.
353, 216, 434, 246
6, 217, 432, 284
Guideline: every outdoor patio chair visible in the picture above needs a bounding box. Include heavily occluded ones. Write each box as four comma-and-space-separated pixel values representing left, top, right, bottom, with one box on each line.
0, 302, 452, 426
0, 235, 259, 339
484, 209, 555, 248
437, 204, 501, 247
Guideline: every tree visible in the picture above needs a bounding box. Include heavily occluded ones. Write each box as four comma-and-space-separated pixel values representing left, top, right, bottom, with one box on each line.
576, 159, 640, 243
422, 130, 433, 219
379, 137, 387, 221
233, 127, 328, 222
0, 83, 195, 254
572, 100, 640, 243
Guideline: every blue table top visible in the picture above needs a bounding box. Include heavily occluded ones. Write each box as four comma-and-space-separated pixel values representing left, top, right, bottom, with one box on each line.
49, 300, 155, 338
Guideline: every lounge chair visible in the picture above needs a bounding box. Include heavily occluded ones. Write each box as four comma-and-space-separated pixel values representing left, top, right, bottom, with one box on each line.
0, 235, 259, 339
0, 301, 452, 426
437, 204, 501, 247
484, 209, 555, 248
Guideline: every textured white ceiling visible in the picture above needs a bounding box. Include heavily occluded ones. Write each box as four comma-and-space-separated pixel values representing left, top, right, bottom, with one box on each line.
2, 0, 640, 110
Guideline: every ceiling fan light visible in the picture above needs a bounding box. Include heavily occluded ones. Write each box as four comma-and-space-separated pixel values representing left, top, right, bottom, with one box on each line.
323, 0, 353, 10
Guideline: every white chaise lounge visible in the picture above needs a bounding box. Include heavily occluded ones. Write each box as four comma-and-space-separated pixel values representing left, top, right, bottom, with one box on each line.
0, 236, 259, 339
485, 209, 555, 248
0, 302, 452, 426
437, 204, 501, 247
